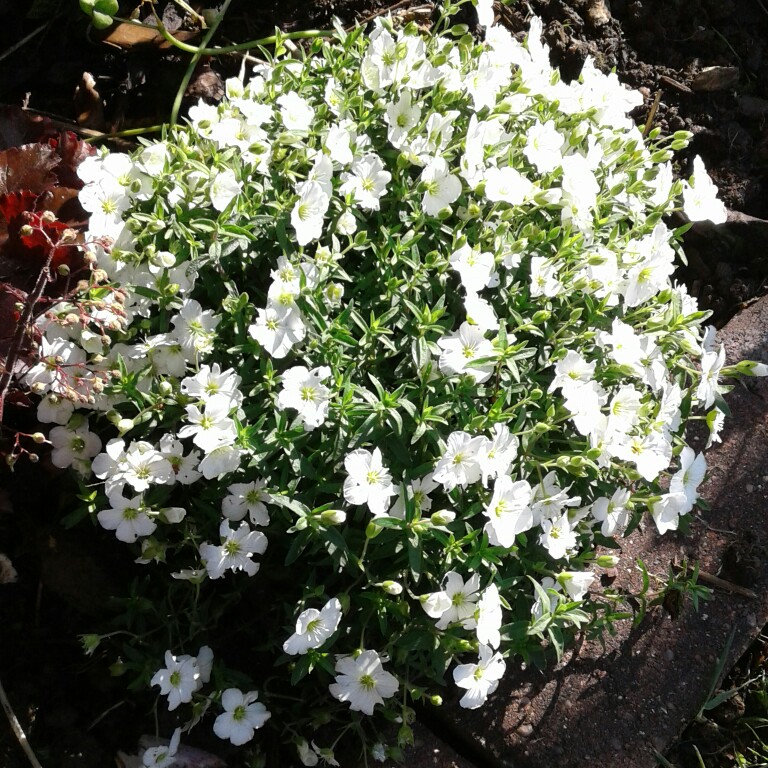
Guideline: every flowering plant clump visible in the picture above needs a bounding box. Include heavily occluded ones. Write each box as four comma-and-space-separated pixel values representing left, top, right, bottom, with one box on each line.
19, 0, 768, 761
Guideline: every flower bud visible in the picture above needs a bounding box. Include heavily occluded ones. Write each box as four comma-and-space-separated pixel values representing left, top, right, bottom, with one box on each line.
28, 452, 40, 464
320, 509, 346, 525
378, 580, 403, 595
365, 521, 383, 539
429, 695, 443, 706
19, 224, 34, 237
430, 509, 455, 526
158, 380, 173, 396
41, 210, 57, 223
57, 264, 71, 276
80, 634, 101, 656
117, 418, 134, 435
31, 432, 47, 444
596, 554, 620, 568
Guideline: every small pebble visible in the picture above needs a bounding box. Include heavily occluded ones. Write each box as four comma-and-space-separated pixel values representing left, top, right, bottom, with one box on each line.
517, 724, 534, 737
664, 649, 674, 661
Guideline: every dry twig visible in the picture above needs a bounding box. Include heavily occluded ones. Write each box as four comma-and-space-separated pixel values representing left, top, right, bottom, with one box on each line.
0, 675, 44, 768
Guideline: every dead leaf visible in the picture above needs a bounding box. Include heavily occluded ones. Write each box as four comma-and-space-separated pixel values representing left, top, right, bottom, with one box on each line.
74, 72, 106, 131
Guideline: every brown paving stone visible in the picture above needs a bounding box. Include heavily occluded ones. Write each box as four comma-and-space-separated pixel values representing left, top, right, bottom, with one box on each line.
413, 296, 768, 768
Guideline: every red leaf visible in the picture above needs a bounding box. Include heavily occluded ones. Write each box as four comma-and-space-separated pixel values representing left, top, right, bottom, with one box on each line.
0, 143, 59, 196
47, 131, 96, 189
0, 282, 38, 376
0, 106, 58, 152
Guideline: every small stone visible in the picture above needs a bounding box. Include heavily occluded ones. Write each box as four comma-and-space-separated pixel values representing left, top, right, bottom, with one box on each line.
517, 724, 534, 737
747, 613, 757, 627
518, 696, 531, 708
746, 484, 755, 493
664, 649, 674, 661
691, 66, 740, 92
585, 0, 612, 27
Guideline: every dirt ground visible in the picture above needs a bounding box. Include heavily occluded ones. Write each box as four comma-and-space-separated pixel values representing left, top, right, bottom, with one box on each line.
1, 1, 768, 766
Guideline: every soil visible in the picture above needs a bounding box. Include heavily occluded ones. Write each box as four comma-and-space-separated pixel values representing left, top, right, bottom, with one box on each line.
1, 1, 768, 766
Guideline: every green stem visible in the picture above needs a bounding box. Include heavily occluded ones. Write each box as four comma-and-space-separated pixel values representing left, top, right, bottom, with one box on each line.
83, 125, 165, 143
135, 11, 333, 56
167, 0, 234, 127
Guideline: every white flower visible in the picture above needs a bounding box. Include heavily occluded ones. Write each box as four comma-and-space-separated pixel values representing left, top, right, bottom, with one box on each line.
49, 423, 101, 471
385, 90, 421, 148
222, 480, 271, 525
171, 299, 220, 357
437, 322, 495, 383
277, 365, 332, 430
248, 302, 306, 358
669, 447, 706, 511
682, 155, 727, 224
178, 394, 237, 453
421, 571, 481, 629
121, 441, 175, 491
150, 650, 201, 711
484, 166, 533, 206
389, 472, 438, 519
591, 488, 631, 537
199, 444, 242, 479
328, 650, 398, 715
210, 168, 242, 211
696, 344, 726, 409
292, 181, 330, 246
557, 571, 595, 601
199, 520, 267, 579
213, 688, 271, 746
464, 291, 499, 332
530, 256, 562, 297
142, 729, 180, 768
539, 510, 578, 560
548, 350, 596, 395
449, 244, 497, 294
467, 584, 503, 648
283, 597, 343, 655
37, 394, 75, 425
651, 491, 690, 535
706, 407, 726, 449
278, 92, 315, 131
421, 157, 462, 215
340, 154, 391, 210
483, 475, 534, 547
475, 0, 494, 27
453, 644, 505, 709
97, 492, 156, 543
298, 740, 320, 767
524, 120, 564, 174
608, 431, 672, 482
343, 447, 396, 517
433, 431, 485, 490
181, 363, 243, 407
477, 423, 519, 485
